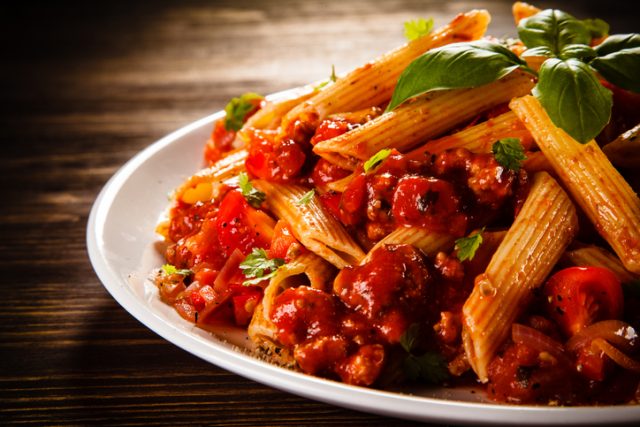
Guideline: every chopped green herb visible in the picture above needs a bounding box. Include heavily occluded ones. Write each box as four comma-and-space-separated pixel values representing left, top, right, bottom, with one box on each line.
224, 92, 263, 131
455, 228, 485, 262
400, 323, 449, 383
238, 172, 266, 208
492, 138, 527, 171
239, 248, 285, 286
363, 148, 392, 173
314, 65, 338, 90
403, 352, 450, 384
297, 189, 315, 206
404, 18, 434, 41
161, 264, 193, 276
400, 323, 421, 353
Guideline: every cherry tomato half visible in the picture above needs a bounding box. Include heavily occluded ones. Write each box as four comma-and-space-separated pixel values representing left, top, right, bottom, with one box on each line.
543, 266, 624, 337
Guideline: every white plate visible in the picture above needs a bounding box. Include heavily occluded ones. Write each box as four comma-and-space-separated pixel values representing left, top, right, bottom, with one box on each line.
87, 88, 640, 425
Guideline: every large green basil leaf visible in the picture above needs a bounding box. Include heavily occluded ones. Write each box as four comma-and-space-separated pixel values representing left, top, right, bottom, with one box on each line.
386, 41, 527, 111
591, 34, 640, 92
560, 44, 596, 62
533, 58, 612, 143
594, 33, 640, 56
518, 9, 591, 57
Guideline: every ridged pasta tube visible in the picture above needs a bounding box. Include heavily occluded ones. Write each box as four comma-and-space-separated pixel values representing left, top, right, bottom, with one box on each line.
462, 172, 578, 382
248, 252, 334, 367
406, 111, 534, 159
510, 95, 640, 274
563, 245, 638, 284
253, 180, 365, 268
314, 71, 534, 169
362, 227, 454, 264
281, 10, 492, 138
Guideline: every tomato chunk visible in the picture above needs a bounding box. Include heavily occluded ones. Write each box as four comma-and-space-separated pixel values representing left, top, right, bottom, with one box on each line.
268, 220, 301, 260
215, 190, 275, 257
543, 266, 624, 337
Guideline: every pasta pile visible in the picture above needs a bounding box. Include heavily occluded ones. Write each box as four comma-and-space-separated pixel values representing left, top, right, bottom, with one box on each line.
155, 2, 640, 405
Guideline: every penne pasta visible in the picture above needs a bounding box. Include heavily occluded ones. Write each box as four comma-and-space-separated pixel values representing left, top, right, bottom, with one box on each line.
314, 71, 534, 169
280, 10, 491, 139
243, 88, 317, 131
406, 111, 534, 160
521, 150, 554, 175
174, 148, 248, 204
462, 172, 578, 382
248, 252, 334, 366
510, 95, 640, 274
253, 180, 365, 268
602, 123, 640, 170
563, 245, 639, 284
361, 227, 454, 263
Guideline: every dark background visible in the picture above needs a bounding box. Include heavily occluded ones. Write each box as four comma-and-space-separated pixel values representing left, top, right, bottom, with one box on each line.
1, 1, 638, 425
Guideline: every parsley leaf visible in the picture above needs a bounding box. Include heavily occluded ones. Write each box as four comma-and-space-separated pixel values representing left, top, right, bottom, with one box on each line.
238, 172, 266, 208
314, 65, 338, 90
224, 92, 263, 131
404, 18, 434, 41
161, 264, 193, 276
400, 323, 421, 353
492, 138, 527, 171
403, 352, 450, 384
296, 189, 315, 206
400, 323, 449, 383
455, 228, 485, 262
363, 148, 392, 173
239, 248, 285, 286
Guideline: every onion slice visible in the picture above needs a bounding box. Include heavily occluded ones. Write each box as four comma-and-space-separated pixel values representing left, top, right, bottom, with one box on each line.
512, 323, 572, 366
592, 338, 640, 373
566, 320, 638, 354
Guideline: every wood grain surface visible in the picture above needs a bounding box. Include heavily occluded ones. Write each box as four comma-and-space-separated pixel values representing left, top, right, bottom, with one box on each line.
1, 1, 638, 425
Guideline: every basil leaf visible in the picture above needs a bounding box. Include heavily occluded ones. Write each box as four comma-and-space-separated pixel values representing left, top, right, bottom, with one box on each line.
591, 34, 640, 92
522, 46, 554, 58
518, 9, 591, 57
582, 18, 609, 39
533, 58, 612, 143
593, 33, 640, 56
560, 44, 596, 62
387, 41, 527, 111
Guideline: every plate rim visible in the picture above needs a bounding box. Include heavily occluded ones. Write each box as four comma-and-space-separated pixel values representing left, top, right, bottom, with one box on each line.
86, 88, 640, 425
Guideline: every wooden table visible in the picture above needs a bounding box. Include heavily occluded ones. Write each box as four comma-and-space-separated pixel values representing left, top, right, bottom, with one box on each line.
2, 1, 637, 425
